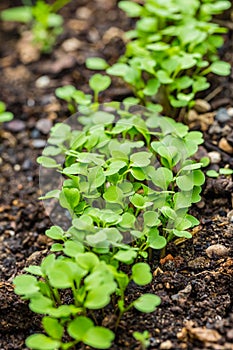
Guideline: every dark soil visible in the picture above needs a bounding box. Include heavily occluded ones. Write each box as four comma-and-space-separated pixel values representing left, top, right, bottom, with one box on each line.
0, 1, 233, 349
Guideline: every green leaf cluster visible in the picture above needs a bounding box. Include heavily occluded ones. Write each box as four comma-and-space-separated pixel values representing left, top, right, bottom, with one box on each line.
88, 0, 231, 111
14, 250, 160, 349
39, 104, 204, 245
0, 0, 70, 53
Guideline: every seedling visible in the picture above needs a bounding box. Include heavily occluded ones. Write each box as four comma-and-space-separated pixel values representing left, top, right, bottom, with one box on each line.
13, 250, 160, 349
0, 101, 14, 123
206, 168, 233, 178
14, 252, 116, 349
1, 0, 71, 53
87, 0, 231, 114
55, 74, 111, 113
133, 330, 151, 350
38, 103, 204, 249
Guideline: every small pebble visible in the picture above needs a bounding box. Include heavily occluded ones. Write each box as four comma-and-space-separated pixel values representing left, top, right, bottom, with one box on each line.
227, 107, 233, 117
194, 99, 211, 113
35, 75, 50, 88
5, 120, 26, 132
27, 98, 35, 107
160, 340, 173, 349
222, 124, 232, 137
206, 244, 230, 258
226, 329, 233, 341
76, 6, 92, 19
62, 38, 82, 52
208, 151, 221, 164
14, 164, 21, 171
31, 129, 40, 138
219, 138, 233, 154
208, 121, 222, 135
187, 109, 198, 122
36, 118, 52, 134
215, 108, 231, 124
32, 139, 46, 148
22, 159, 32, 170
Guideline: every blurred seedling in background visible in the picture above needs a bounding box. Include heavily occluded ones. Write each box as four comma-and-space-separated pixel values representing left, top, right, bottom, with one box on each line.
1, 0, 71, 53
0, 101, 14, 124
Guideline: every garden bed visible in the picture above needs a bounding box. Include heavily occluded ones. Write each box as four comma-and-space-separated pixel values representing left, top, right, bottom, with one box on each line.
0, 0, 233, 349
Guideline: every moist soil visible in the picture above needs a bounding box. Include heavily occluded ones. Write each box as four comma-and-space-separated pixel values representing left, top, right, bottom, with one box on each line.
0, 1, 233, 349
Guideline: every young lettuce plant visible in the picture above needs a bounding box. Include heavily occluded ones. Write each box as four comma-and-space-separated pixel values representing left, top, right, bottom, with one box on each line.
87, 0, 231, 114
55, 74, 111, 114
1, 0, 71, 53
13, 246, 160, 349
13, 251, 116, 350
133, 330, 151, 350
38, 102, 204, 251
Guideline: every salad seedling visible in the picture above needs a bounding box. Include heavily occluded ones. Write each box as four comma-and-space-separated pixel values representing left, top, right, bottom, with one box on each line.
38, 103, 204, 249
14, 249, 160, 349
1, 0, 71, 53
206, 168, 233, 178
0, 101, 14, 123
133, 330, 151, 350
87, 0, 231, 114
113, 262, 160, 329
14, 252, 117, 349
55, 74, 111, 113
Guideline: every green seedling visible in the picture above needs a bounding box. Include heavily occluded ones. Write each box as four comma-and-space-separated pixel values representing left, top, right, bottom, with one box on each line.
87, 0, 231, 114
133, 330, 151, 350
206, 168, 233, 178
38, 103, 204, 249
55, 74, 111, 113
1, 0, 71, 53
14, 249, 160, 349
14, 252, 116, 349
0, 101, 14, 123
113, 262, 161, 329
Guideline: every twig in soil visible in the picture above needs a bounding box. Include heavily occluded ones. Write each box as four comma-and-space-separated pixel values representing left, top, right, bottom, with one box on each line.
205, 86, 223, 102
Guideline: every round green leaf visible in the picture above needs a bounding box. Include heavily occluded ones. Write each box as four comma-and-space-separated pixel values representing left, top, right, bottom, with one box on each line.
89, 74, 111, 94
134, 294, 161, 313
86, 57, 109, 70
26, 334, 60, 350
42, 317, 64, 340
114, 249, 137, 264
0, 112, 13, 122
63, 240, 84, 257
143, 211, 159, 227
131, 167, 147, 180
130, 152, 152, 167
68, 316, 93, 341
219, 168, 233, 175
45, 226, 64, 240
173, 229, 192, 238
206, 170, 219, 178
147, 228, 167, 250
118, 1, 142, 17
92, 111, 115, 125
176, 174, 194, 191
83, 326, 115, 349
84, 286, 111, 309
37, 156, 60, 168
132, 263, 152, 286
210, 61, 231, 76
13, 275, 39, 296
76, 252, 99, 271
